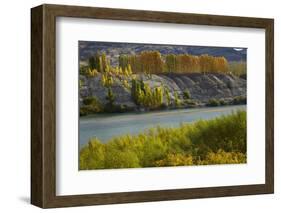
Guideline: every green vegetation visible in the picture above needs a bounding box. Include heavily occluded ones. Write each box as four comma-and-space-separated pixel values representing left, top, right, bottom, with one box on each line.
232, 96, 247, 105
206, 96, 246, 107
101, 74, 114, 87
229, 61, 247, 78
79, 110, 246, 169
88, 52, 109, 73
207, 99, 220, 107
105, 87, 115, 110
164, 87, 172, 106
174, 91, 181, 107
80, 96, 103, 116
131, 79, 164, 109
183, 89, 191, 100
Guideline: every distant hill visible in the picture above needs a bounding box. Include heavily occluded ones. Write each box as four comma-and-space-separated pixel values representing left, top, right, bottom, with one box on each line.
79, 41, 247, 66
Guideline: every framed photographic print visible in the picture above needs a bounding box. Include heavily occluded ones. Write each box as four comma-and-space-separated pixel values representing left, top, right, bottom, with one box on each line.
31, 4, 274, 208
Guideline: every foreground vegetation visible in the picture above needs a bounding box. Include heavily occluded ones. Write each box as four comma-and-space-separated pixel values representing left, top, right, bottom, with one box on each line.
79, 110, 246, 170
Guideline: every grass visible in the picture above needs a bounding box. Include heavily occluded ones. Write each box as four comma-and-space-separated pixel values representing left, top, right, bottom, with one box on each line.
79, 110, 246, 170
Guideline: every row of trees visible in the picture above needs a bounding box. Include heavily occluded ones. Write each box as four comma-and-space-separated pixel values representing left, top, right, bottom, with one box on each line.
85, 51, 231, 76
119, 51, 164, 74
119, 51, 229, 74
164, 54, 228, 73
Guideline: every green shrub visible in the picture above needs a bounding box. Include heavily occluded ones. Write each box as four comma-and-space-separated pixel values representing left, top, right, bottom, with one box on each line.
79, 138, 105, 170
79, 65, 88, 75
155, 154, 193, 167
198, 149, 246, 165
219, 99, 227, 106
183, 89, 191, 99
184, 99, 197, 106
80, 96, 103, 115
232, 96, 246, 105
104, 148, 140, 169
174, 91, 181, 107
191, 110, 246, 159
207, 98, 220, 107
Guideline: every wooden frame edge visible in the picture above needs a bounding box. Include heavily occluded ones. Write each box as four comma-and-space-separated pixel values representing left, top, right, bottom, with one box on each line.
31, 5, 44, 207
265, 18, 274, 194
31, 4, 274, 208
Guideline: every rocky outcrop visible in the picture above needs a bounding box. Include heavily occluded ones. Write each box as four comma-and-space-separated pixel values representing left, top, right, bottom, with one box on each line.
80, 75, 137, 108
80, 73, 246, 110
159, 73, 246, 102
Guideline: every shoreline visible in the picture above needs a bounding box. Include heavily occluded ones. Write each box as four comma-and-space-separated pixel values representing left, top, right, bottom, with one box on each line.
80, 104, 246, 121
79, 105, 246, 147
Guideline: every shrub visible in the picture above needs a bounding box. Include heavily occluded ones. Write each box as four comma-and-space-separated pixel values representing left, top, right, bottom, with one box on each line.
232, 96, 246, 105
219, 99, 227, 106
183, 89, 191, 99
80, 96, 103, 115
79, 138, 105, 170
155, 154, 193, 167
105, 88, 115, 107
184, 99, 197, 106
104, 149, 140, 169
198, 149, 246, 165
79, 65, 88, 75
189, 110, 246, 160
174, 91, 181, 107
141, 135, 168, 167
207, 98, 220, 107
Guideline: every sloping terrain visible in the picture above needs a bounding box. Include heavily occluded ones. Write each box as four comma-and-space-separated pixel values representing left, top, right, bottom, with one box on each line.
80, 73, 246, 111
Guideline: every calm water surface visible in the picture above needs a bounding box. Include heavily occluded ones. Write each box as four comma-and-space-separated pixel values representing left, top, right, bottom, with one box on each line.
79, 105, 246, 148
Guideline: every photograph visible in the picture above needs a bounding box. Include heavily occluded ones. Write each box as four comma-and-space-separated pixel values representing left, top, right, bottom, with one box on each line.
78, 41, 247, 170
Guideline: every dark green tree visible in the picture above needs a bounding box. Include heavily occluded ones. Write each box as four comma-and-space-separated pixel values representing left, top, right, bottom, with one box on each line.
183, 89, 191, 99
88, 53, 100, 71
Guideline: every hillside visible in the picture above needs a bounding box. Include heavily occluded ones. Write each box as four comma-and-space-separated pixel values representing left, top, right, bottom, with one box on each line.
80, 73, 246, 115
79, 41, 247, 66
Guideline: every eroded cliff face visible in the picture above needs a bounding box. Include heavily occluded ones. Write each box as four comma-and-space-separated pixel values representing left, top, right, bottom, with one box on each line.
159, 73, 246, 102
80, 73, 246, 110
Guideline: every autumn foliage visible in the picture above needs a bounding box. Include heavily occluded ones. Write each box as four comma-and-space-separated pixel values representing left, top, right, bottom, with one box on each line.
83, 50, 246, 77
119, 51, 229, 74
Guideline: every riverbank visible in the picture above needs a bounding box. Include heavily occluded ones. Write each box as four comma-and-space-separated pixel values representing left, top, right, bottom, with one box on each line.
80, 73, 246, 116
79, 105, 246, 148
79, 110, 246, 170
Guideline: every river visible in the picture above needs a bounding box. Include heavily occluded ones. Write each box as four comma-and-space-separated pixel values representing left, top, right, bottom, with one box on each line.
79, 105, 246, 148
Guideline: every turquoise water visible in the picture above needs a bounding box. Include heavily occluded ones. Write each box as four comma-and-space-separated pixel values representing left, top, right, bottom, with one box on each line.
79, 105, 246, 148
